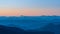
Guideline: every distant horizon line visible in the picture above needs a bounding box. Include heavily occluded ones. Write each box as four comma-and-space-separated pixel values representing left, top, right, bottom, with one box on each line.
0, 15, 60, 17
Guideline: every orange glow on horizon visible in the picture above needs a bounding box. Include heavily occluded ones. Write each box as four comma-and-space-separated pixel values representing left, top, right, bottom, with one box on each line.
0, 8, 60, 16
18, 9, 60, 16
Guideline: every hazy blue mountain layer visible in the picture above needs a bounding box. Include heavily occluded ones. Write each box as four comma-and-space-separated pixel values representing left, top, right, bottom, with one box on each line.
0, 16, 60, 34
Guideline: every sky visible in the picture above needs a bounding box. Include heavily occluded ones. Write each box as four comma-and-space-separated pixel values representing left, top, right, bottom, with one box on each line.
0, 0, 60, 16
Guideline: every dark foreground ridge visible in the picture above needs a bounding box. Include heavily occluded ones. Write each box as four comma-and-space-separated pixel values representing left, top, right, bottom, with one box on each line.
0, 25, 54, 34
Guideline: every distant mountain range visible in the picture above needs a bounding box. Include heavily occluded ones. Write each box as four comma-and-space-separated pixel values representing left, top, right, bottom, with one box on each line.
0, 16, 60, 34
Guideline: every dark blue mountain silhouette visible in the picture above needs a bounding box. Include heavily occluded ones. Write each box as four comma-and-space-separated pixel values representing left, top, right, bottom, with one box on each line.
0, 25, 54, 34
0, 25, 25, 34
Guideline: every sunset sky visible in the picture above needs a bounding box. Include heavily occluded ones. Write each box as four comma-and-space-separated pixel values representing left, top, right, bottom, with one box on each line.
0, 0, 60, 16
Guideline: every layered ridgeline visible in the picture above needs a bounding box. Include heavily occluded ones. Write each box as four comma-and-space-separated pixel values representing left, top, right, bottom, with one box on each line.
0, 16, 60, 34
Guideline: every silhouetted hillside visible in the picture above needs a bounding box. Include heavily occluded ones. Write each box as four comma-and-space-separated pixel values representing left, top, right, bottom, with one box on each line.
0, 25, 25, 34
0, 25, 54, 34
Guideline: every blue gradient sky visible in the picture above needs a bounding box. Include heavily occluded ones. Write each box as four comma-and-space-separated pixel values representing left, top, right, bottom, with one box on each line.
0, 0, 16, 8
0, 0, 60, 16
0, 0, 60, 9
17, 0, 60, 9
